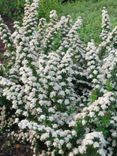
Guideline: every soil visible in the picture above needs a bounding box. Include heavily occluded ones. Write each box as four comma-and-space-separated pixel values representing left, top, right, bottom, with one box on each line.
0, 134, 32, 156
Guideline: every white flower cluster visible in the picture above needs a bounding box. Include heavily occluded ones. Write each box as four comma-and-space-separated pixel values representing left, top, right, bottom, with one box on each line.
0, 106, 6, 128
0, 15, 15, 64
100, 7, 111, 41
75, 92, 114, 121
0, 1, 117, 156
79, 132, 107, 156
85, 40, 100, 87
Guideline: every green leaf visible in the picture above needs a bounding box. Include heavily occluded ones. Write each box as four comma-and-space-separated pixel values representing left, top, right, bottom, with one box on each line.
106, 80, 113, 91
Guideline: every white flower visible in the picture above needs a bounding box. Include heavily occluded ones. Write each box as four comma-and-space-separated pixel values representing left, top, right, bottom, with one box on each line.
66, 143, 72, 149
12, 103, 17, 109
23, 111, 28, 117
46, 141, 51, 146
58, 90, 65, 96
59, 139, 64, 145
50, 91, 56, 98
64, 99, 70, 105
58, 150, 64, 154
69, 152, 74, 156
98, 149, 106, 156
40, 115, 46, 120
52, 124, 58, 129
78, 146, 86, 154
37, 108, 42, 113
40, 133, 49, 141
73, 148, 79, 155
89, 111, 95, 117
57, 99, 63, 104
48, 107, 55, 113
69, 120, 75, 127
93, 142, 99, 148
16, 109, 22, 114
93, 70, 98, 75
14, 118, 19, 123
82, 120, 86, 125
92, 78, 98, 83
52, 132, 57, 138
18, 119, 29, 129
72, 130, 77, 136
98, 111, 104, 116
49, 116, 54, 121
53, 142, 57, 147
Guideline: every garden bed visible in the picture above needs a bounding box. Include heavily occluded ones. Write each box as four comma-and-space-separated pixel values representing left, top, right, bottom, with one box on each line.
0, 135, 31, 156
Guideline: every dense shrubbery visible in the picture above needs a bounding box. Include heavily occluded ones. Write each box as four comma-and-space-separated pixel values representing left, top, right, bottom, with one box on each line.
0, 0, 117, 156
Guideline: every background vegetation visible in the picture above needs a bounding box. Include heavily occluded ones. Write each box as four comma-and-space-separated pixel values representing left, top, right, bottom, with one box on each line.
0, 0, 117, 42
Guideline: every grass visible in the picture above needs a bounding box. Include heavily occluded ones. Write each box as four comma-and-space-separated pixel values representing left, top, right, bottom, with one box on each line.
55, 0, 117, 43
0, 0, 117, 43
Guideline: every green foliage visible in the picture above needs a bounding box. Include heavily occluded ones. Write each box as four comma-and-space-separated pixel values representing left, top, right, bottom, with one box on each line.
75, 120, 85, 137
38, 0, 61, 20
89, 89, 101, 103
83, 146, 100, 156
105, 80, 113, 91
0, 0, 24, 20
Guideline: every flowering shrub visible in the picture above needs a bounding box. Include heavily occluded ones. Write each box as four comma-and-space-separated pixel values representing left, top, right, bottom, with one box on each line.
0, 0, 117, 156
